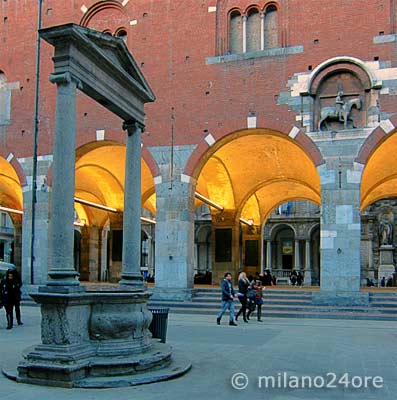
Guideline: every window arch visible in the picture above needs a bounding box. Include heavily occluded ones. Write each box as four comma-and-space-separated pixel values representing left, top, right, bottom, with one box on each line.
246, 8, 261, 52
263, 4, 278, 48
224, 2, 280, 55
115, 27, 127, 43
229, 10, 243, 54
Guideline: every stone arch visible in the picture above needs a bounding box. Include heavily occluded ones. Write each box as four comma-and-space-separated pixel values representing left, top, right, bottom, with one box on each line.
360, 119, 397, 211
355, 116, 397, 166
185, 125, 324, 179
304, 56, 381, 131
0, 147, 27, 188
269, 222, 297, 239
47, 140, 157, 225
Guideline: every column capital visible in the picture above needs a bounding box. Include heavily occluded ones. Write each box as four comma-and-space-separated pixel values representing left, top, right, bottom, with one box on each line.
49, 72, 82, 88
123, 120, 145, 136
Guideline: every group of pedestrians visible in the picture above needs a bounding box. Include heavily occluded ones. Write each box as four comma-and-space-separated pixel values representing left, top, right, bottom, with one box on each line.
0, 268, 23, 330
216, 271, 265, 326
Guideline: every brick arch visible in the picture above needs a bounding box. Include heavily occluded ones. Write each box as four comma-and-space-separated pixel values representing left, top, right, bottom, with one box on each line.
355, 115, 397, 165
184, 124, 324, 179
80, 1, 126, 28
0, 147, 27, 187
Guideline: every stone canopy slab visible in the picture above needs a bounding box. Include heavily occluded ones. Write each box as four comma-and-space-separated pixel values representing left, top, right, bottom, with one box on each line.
39, 23, 155, 124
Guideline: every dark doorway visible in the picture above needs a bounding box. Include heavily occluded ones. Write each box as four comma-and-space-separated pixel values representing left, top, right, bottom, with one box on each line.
282, 254, 293, 269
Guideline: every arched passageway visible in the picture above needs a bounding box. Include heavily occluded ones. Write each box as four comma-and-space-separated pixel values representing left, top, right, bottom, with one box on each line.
361, 131, 397, 287
192, 128, 321, 284
73, 142, 156, 282
0, 156, 23, 271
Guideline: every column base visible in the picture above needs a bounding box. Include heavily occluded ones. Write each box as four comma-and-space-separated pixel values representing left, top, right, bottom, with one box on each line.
119, 272, 144, 287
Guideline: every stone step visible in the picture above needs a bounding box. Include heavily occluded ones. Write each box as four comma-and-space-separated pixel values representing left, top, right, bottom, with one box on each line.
369, 301, 397, 307
195, 289, 313, 295
148, 300, 397, 314
193, 294, 313, 302
163, 307, 397, 321
192, 298, 312, 305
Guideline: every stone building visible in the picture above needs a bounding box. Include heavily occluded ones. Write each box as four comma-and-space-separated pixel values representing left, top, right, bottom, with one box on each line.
2, 1, 397, 304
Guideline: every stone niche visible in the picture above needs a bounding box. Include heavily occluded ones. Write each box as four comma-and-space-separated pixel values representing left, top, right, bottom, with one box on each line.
301, 58, 381, 132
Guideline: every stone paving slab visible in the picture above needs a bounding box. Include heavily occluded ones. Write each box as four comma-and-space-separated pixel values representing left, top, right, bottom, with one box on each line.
0, 307, 396, 399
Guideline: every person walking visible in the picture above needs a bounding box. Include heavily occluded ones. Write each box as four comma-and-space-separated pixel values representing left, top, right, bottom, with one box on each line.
247, 280, 265, 322
217, 272, 237, 326
235, 272, 250, 323
0, 269, 23, 329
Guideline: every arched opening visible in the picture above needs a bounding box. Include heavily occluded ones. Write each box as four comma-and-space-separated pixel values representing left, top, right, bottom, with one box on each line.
263, 4, 278, 48
194, 204, 212, 284
0, 156, 23, 272
246, 8, 261, 52
192, 128, 321, 284
229, 10, 243, 54
74, 142, 156, 282
262, 201, 320, 286
115, 28, 127, 43
361, 130, 397, 287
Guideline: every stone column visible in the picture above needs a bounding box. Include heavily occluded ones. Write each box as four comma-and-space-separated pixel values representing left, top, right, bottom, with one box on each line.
242, 15, 247, 53
119, 122, 144, 287
260, 12, 265, 50
304, 239, 312, 285
260, 239, 265, 273
47, 72, 79, 286
266, 240, 272, 270
294, 239, 300, 270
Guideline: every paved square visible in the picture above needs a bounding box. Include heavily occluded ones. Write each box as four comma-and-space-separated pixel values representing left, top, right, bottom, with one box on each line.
0, 306, 396, 399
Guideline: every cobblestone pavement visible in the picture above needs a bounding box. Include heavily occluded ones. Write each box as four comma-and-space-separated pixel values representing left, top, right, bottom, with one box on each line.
0, 306, 396, 400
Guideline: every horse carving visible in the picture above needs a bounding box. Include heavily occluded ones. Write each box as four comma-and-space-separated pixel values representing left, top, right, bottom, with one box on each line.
318, 97, 362, 131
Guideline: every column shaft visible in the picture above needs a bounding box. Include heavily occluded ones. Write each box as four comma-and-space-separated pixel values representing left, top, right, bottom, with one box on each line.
266, 240, 272, 270
294, 240, 300, 270
47, 73, 79, 285
120, 122, 143, 286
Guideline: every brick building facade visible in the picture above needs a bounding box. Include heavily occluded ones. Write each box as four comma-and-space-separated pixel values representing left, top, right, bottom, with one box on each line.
2, 1, 397, 302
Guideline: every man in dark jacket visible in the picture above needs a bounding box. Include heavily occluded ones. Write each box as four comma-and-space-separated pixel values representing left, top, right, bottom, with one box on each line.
0, 269, 23, 329
216, 272, 237, 326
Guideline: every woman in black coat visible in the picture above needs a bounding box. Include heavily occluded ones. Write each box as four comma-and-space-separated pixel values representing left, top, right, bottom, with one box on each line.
235, 272, 250, 323
0, 269, 23, 329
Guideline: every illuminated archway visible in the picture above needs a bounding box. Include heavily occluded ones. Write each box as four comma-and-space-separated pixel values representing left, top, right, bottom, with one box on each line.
0, 156, 23, 221
361, 131, 397, 211
193, 129, 321, 224
74, 142, 156, 227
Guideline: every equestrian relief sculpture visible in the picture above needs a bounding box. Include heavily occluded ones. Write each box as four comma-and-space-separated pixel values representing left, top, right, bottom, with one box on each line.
318, 91, 362, 131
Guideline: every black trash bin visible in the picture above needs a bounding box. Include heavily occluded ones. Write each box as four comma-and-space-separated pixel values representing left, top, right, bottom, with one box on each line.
148, 308, 169, 343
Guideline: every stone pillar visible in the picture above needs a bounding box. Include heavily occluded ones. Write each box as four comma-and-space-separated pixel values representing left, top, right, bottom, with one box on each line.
149, 145, 196, 300
260, 12, 265, 50
313, 161, 368, 306
153, 179, 195, 299
80, 226, 101, 282
47, 72, 79, 286
119, 122, 144, 287
266, 240, 272, 270
294, 239, 300, 270
304, 239, 312, 285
